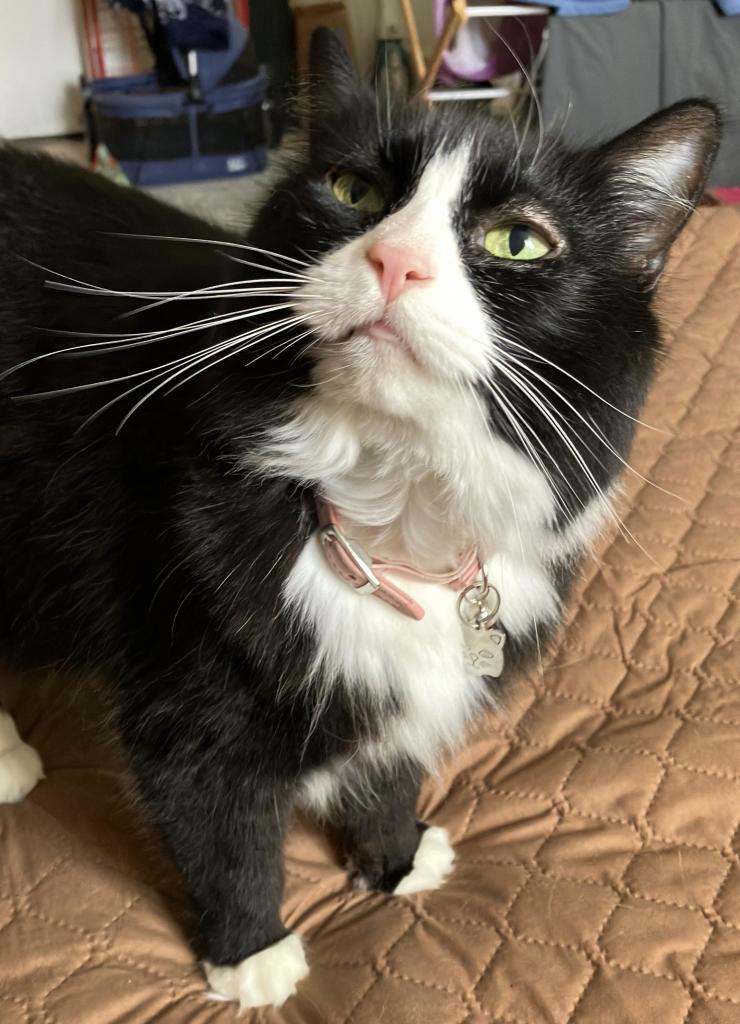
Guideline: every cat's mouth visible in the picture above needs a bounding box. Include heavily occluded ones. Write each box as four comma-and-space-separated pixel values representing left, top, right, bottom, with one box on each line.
350, 319, 418, 363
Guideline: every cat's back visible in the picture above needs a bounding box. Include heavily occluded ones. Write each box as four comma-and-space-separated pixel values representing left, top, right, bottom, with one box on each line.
0, 145, 209, 249
0, 147, 241, 394
0, 146, 237, 336
0, 145, 160, 295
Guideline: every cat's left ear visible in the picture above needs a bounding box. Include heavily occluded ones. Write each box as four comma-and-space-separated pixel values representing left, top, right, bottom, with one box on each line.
308, 28, 357, 110
597, 100, 721, 288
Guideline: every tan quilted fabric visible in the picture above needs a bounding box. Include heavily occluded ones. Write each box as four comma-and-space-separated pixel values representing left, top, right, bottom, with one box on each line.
1, 206, 739, 1024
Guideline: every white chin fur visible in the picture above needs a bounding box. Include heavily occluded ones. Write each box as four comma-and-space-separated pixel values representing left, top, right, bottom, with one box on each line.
394, 826, 455, 896
0, 711, 44, 804
204, 932, 309, 1010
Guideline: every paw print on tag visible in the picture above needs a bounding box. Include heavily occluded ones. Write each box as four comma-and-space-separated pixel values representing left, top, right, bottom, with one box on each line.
464, 628, 506, 678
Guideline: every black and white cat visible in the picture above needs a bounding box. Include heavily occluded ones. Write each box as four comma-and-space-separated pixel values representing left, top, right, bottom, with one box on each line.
0, 29, 719, 1010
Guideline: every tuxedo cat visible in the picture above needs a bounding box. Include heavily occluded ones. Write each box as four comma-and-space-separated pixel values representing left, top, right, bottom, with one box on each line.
0, 29, 719, 1010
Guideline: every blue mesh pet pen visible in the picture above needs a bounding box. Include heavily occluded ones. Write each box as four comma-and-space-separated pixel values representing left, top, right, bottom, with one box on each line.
82, 1, 267, 186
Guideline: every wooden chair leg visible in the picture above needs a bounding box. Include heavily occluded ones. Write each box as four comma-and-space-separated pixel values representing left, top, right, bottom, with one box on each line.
399, 0, 427, 84
420, 9, 464, 95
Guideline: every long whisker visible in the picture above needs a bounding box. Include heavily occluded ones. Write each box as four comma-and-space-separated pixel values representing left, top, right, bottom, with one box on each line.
44, 278, 305, 302
496, 360, 616, 516
119, 279, 302, 318
499, 360, 658, 562
14, 313, 313, 405
502, 336, 667, 433
480, 354, 574, 518
384, 49, 392, 140
472, 388, 545, 681
162, 316, 328, 397
482, 376, 577, 524
104, 232, 311, 270
484, 18, 544, 168
23, 257, 306, 313
14, 343, 223, 402
511, 13, 548, 168
504, 349, 685, 501
114, 315, 317, 433
76, 317, 314, 433
19, 256, 308, 321
498, 359, 616, 512
216, 251, 310, 281
0, 302, 301, 380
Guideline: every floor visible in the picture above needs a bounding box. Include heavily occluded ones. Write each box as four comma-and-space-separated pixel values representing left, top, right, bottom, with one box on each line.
18, 135, 272, 230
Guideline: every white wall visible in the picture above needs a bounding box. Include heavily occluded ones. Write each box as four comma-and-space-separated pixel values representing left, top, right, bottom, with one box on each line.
345, 0, 436, 72
293, 0, 435, 74
0, 0, 84, 139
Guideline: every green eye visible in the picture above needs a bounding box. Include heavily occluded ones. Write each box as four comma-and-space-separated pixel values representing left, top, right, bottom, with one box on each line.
484, 223, 552, 261
330, 172, 385, 214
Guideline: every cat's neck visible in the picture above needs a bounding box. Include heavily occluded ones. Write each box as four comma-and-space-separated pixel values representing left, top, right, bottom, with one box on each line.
257, 393, 560, 574
321, 449, 467, 572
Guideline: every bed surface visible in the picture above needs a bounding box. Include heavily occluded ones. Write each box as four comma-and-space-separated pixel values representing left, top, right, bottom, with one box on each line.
1, 206, 739, 1024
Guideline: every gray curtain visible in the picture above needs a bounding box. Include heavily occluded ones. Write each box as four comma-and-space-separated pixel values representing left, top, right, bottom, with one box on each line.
541, 0, 740, 186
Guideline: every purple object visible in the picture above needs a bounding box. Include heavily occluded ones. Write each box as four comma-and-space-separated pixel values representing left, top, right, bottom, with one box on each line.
433, 0, 546, 84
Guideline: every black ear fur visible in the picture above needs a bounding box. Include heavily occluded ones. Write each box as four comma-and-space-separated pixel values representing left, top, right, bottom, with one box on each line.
597, 100, 721, 288
308, 28, 357, 108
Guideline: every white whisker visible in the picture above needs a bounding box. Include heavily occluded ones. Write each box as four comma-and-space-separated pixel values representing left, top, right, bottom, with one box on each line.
504, 348, 685, 501
502, 336, 667, 432
105, 232, 311, 270
114, 314, 316, 432
14, 313, 312, 406
216, 250, 309, 281
0, 302, 301, 380
119, 279, 303, 318
162, 316, 327, 397
499, 360, 659, 564
484, 18, 544, 168
482, 376, 579, 524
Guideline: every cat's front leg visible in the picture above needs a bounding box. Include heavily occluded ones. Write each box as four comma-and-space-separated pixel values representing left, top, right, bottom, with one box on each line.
118, 667, 308, 1011
334, 761, 455, 896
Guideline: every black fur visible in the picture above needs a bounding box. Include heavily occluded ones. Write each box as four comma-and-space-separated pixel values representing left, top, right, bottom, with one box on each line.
0, 30, 719, 975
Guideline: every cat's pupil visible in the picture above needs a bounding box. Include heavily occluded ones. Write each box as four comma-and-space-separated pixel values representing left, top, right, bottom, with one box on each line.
350, 179, 369, 204
508, 224, 529, 256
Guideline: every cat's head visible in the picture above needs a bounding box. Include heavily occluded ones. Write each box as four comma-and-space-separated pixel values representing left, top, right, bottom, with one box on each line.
250, 30, 719, 516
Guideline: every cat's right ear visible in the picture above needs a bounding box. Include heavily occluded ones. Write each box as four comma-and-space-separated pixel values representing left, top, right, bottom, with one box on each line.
595, 100, 721, 289
308, 28, 357, 110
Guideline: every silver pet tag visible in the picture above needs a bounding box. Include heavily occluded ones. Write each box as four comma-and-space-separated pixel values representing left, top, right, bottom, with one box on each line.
457, 577, 506, 678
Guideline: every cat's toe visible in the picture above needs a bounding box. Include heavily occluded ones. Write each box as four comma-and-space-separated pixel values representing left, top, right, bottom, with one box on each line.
204, 932, 308, 1009
393, 826, 455, 896
0, 744, 44, 804
350, 857, 414, 893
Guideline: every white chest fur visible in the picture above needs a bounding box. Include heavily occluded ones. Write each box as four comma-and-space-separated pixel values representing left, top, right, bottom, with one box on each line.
287, 535, 489, 755
286, 534, 489, 814
268, 401, 609, 814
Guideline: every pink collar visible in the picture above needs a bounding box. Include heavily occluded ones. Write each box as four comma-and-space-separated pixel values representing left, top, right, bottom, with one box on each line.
315, 496, 481, 621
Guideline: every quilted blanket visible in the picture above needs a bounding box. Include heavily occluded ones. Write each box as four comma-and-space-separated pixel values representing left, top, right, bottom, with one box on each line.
1, 206, 739, 1024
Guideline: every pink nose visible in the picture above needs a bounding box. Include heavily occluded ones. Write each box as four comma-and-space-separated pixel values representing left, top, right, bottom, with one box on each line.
367, 241, 433, 304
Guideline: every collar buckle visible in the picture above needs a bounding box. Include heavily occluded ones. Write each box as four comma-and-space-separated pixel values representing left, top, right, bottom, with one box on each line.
318, 524, 380, 595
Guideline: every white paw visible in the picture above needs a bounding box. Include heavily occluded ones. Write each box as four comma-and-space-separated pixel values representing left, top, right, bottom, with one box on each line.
204, 932, 309, 1010
393, 826, 455, 896
0, 713, 44, 804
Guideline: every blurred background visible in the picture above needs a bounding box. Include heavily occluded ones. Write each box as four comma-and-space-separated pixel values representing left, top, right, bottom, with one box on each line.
0, 0, 737, 227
